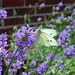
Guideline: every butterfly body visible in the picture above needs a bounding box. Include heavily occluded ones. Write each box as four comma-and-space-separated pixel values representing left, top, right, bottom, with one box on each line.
36, 28, 58, 46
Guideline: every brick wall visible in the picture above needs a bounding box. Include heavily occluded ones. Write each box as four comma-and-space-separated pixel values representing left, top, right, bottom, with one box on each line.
0, 0, 74, 35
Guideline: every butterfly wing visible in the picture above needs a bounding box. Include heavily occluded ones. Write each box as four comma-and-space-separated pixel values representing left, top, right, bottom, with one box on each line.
36, 28, 58, 46
36, 32, 50, 46
41, 29, 57, 37
45, 34, 58, 46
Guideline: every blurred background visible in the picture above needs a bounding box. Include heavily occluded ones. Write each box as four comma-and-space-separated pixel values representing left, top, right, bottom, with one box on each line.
0, 0, 74, 36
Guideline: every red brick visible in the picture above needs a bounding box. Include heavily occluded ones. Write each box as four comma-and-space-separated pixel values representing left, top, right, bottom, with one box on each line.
59, 6, 66, 11
0, 28, 13, 34
63, 0, 74, 4
16, 8, 34, 15
6, 9, 13, 17
3, 0, 24, 7
0, 23, 2, 26
4, 18, 24, 26
46, 0, 62, 5
37, 6, 52, 14
26, 0, 44, 6
30, 22, 45, 27
26, 0, 38, 6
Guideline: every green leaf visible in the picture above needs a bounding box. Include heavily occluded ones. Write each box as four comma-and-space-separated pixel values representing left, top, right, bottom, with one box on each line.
24, 14, 27, 21
61, 12, 64, 19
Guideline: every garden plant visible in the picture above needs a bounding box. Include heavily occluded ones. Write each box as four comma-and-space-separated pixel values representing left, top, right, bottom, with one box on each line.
0, 1, 75, 75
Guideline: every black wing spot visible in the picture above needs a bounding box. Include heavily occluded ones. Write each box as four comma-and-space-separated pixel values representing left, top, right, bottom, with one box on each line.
50, 33, 52, 35
50, 40, 52, 42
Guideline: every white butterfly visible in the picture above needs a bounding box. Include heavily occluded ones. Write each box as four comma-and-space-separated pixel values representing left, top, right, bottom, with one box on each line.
36, 28, 58, 46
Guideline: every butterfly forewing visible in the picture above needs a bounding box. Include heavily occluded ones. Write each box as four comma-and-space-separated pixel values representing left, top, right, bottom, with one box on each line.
41, 29, 57, 37
37, 34, 46, 46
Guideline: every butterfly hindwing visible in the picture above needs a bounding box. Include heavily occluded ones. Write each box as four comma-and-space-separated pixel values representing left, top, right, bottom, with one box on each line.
36, 32, 50, 46
45, 34, 58, 46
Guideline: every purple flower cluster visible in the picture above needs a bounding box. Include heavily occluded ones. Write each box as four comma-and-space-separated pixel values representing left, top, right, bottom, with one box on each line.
8, 59, 24, 74
54, 56, 66, 69
6, 45, 28, 74
48, 53, 66, 69
53, 2, 63, 15
48, 53, 54, 60
21, 62, 49, 75
35, 62, 49, 74
30, 60, 36, 67
58, 2, 63, 7
5, 25, 36, 75
39, 3, 45, 9
0, 57, 2, 75
40, 55, 44, 61
15, 24, 36, 50
66, 25, 75, 29
50, 24, 53, 28
64, 45, 75, 59
56, 63, 66, 69
0, 33, 8, 75
37, 17, 42, 21
22, 72, 27, 75
57, 29, 71, 48
0, 9, 7, 23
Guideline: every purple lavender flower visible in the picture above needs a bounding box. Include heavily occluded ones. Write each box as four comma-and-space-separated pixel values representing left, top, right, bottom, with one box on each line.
63, 17, 67, 20
36, 67, 41, 74
37, 17, 42, 21
54, 56, 59, 61
22, 72, 27, 75
71, 12, 75, 15
66, 25, 71, 28
39, 3, 45, 9
15, 25, 36, 50
23, 53, 28, 58
57, 16, 62, 20
28, 72, 31, 75
8, 68, 13, 73
55, 61, 66, 69
9, 59, 24, 74
0, 33, 8, 75
71, 25, 75, 29
0, 57, 2, 75
57, 29, 71, 48
0, 9, 7, 23
40, 55, 44, 60
73, 9, 75, 11
35, 62, 49, 74
6, 25, 36, 75
56, 6, 60, 10
58, 2, 63, 7
50, 24, 53, 28
58, 64, 66, 69
48, 53, 54, 60
0, 41, 2, 46
57, 38, 61, 45
56, 62, 59, 66
6, 59, 11, 65
30, 60, 36, 67
64, 45, 75, 59
41, 49, 43, 51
